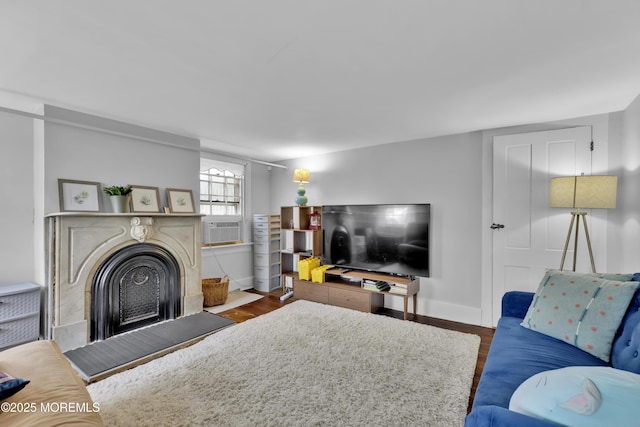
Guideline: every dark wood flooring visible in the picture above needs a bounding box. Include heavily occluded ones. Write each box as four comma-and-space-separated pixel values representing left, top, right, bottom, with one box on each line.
216, 289, 494, 413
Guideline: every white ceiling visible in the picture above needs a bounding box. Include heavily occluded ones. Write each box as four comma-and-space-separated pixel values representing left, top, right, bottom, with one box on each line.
2, 0, 640, 162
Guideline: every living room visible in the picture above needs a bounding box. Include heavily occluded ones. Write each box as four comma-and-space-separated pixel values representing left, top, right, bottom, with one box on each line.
4, 98, 640, 330
2, 1, 640, 426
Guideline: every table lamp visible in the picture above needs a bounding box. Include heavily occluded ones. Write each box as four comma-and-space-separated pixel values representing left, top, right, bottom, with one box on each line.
293, 168, 310, 206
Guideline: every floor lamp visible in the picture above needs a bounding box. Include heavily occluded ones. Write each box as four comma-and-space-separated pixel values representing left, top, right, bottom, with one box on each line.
549, 175, 617, 273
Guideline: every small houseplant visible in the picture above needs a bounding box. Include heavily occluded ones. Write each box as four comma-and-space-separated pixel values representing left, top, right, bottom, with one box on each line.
103, 185, 132, 213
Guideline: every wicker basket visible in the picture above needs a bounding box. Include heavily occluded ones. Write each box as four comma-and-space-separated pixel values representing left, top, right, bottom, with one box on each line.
202, 277, 229, 307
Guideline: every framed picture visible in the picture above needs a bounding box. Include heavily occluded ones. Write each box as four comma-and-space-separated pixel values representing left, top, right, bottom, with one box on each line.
130, 185, 161, 213
166, 188, 195, 213
58, 179, 102, 212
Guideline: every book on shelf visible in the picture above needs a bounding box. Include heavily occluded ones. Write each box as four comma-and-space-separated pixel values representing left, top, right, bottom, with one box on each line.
388, 285, 408, 295
363, 280, 390, 292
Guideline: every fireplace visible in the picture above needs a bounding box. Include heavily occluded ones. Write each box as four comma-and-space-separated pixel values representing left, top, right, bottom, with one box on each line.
91, 243, 181, 341
45, 213, 204, 352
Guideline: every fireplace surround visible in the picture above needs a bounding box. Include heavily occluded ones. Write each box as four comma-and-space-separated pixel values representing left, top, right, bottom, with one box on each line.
45, 213, 204, 352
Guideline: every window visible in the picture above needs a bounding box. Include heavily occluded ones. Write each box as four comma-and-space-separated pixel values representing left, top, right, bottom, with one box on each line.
200, 158, 245, 216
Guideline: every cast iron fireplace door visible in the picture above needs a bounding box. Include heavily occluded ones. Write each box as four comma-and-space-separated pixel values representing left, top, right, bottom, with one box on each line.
91, 243, 181, 341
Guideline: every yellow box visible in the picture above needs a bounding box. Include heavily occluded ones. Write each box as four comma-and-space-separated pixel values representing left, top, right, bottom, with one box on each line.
298, 257, 320, 281
311, 265, 331, 283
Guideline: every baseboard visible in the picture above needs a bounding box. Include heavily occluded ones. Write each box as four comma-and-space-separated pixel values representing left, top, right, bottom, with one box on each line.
383, 296, 482, 326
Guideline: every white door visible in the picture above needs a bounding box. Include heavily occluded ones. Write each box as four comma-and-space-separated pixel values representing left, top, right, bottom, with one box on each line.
492, 127, 592, 325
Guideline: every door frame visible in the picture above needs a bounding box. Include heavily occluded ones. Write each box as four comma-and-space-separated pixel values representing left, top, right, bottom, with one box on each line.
480, 117, 612, 327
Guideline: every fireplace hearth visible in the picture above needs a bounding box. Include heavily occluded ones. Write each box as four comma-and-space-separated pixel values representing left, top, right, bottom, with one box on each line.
45, 213, 204, 352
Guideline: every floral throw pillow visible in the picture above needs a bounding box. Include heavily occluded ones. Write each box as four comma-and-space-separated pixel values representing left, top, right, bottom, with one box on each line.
521, 270, 639, 362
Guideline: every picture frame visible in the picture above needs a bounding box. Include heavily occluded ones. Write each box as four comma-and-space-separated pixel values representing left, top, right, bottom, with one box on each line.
58, 179, 102, 212
166, 188, 195, 213
129, 185, 161, 213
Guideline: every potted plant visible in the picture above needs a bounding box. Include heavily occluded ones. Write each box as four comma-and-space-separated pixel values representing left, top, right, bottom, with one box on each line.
103, 185, 133, 213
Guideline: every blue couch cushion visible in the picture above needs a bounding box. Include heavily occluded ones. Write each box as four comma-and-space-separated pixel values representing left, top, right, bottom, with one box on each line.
501, 291, 536, 319
472, 316, 608, 410
611, 309, 640, 374
611, 286, 640, 373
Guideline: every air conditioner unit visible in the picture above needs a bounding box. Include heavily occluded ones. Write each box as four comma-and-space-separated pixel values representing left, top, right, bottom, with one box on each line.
203, 220, 241, 245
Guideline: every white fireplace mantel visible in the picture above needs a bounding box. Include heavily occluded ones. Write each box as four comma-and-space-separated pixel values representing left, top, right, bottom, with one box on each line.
45, 213, 204, 352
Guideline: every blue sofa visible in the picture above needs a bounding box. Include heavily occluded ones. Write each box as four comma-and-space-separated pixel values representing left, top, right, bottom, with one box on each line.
466, 288, 640, 427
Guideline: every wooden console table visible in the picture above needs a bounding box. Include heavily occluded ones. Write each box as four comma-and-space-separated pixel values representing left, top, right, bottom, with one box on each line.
292, 268, 420, 320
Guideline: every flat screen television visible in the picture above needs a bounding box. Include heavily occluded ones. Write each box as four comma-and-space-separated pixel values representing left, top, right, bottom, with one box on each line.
322, 204, 430, 278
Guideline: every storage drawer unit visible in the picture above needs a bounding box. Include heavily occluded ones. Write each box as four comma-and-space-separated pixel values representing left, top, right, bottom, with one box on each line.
253, 214, 281, 291
0, 282, 41, 350
328, 286, 377, 312
294, 279, 329, 303
294, 279, 384, 313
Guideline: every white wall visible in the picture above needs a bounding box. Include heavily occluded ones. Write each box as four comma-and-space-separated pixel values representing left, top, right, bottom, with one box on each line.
42, 106, 199, 214
270, 111, 633, 327
202, 244, 254, 291
249, 162, 274, 214
1, 105, 271, 291
621, 94, 640, 270
2, 99, 639, 325
270, 132, 484, 324
40, 107, 264, 293
0, 111, 35, 282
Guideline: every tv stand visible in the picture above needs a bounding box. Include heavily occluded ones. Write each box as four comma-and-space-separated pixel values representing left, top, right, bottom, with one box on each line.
293, 268, 420, 320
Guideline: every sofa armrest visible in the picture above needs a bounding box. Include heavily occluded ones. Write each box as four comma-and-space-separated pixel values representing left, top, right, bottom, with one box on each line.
465, 406, 554, 427
0, 340, 102, 426
501, 291, 534, 319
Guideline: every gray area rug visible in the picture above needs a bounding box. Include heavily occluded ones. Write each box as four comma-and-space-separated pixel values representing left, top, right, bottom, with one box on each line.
88, 300, 480, 426
65, 312, 235, 382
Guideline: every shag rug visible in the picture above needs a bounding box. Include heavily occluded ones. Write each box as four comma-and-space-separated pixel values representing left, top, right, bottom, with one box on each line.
88, 300, 480, 427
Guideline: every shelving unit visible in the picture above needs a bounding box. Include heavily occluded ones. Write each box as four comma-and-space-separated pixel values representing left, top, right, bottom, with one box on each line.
253, 214, 281, 292
280, 206, 322, 299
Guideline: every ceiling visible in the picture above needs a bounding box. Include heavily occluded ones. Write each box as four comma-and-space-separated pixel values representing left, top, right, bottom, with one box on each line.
2, 1, 640, 162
